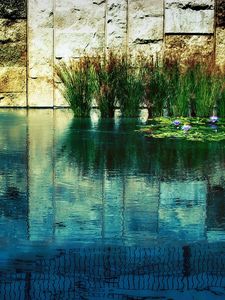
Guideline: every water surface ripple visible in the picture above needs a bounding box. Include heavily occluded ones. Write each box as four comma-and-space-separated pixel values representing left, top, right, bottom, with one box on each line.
0, 109, 224, 299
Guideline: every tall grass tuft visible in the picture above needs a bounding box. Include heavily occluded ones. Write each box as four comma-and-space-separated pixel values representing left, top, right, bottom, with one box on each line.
142, 59, 180, 117
55, 56, 97, 117
92, 52, 121, 118
116, 54, 145, 117
217, 82, 225, 117
56, 52, 225, 118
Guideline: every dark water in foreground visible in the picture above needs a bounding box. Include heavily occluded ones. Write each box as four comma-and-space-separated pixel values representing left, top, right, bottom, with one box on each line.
0, 109, 224, 299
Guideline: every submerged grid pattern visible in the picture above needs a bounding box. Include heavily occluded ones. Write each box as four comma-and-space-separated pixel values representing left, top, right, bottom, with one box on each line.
0, 244, 225, 299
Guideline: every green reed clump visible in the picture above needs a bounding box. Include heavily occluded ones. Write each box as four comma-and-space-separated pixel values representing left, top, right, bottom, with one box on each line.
217, 83, 225, 117
171, 62, 225, 117
92, 52, 121, 118
56, 52, 225, 118
142, 58, 180, 117
90, 52, 144, 118
116, 55, 145, 117
55, 56, 97, 117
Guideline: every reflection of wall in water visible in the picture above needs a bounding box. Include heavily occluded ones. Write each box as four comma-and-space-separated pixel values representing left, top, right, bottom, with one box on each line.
1, 110, 224, 244
207, 185, 225, 241
28, 110, 55, 241
159, 181, 207, 241
27, 108, 210, 243
0, 110, 28, 240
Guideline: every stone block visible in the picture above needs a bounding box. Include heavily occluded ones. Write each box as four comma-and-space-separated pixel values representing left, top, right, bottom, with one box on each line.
0, 19, 26, 43
0, 67, 26, 92
165, 0, 214, 33
28, 77, 54, 107
0, 19, 26, 67
28, 29, 53, 77
164, 35, 214, 65
129, 1, 164, 47
216, 0, 225, 27
0, 42, 26, 68
129, 0, 163, 17
54, 0, 105, 58
215, 28, 225, 69
106, 0, 127, 49
28, 0, 53, 28
0, 92, 26, 107
55, 32, 104, 58
0, 0, 26, 19
129, 41, 163, 62
129, 16, 163, 45
55, 1, 105, 30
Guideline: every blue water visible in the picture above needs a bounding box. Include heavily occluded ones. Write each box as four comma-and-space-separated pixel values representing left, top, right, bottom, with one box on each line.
0, 109, 224, 299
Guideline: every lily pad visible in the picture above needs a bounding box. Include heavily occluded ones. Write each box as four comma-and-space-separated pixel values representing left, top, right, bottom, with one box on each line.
138, 117, 225, 142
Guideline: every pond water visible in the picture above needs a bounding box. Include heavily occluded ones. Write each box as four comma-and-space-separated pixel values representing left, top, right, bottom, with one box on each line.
0, 109, 224, 299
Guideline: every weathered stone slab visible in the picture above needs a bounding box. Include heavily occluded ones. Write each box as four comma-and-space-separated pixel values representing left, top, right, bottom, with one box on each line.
0, 19, 26, 68
55, 1, 105, 30
164, 35, 214, 65
54, 0, 105, 58
0, 42, 26, 67
129, 16, 163, 45
0, 0, 26, 19
106, 0, 127, 49
0, 92, 26, 107
28, 77, 54, 107
215, 28, 225, 69
28, 29, 53, 77
129, 0, 163, 17
28, 0, 54, 106
55, 32, 104, 58
0, 67, 26, 92
216, 0, 225, 27
165, 0, 214, 33
129, 1, 164, 48
28, 0, 53, 28
0, 19, 26, 43
129, 41, 163, 62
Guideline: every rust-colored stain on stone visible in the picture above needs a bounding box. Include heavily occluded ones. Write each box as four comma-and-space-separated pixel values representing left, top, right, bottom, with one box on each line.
164, 35, 214, 66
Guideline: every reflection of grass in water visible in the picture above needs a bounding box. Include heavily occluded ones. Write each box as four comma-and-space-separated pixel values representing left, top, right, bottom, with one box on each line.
57, 119, 225, 179
139, 117, 225, 142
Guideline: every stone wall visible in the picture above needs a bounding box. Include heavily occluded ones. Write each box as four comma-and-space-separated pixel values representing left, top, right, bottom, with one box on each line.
0, 0, 27, 106
0, 0, 224, 107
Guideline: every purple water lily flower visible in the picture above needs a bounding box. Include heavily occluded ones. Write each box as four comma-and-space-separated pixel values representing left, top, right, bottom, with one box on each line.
210, 116, 219, 123
182, 124, 192, 131
172, 120, 181, 126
